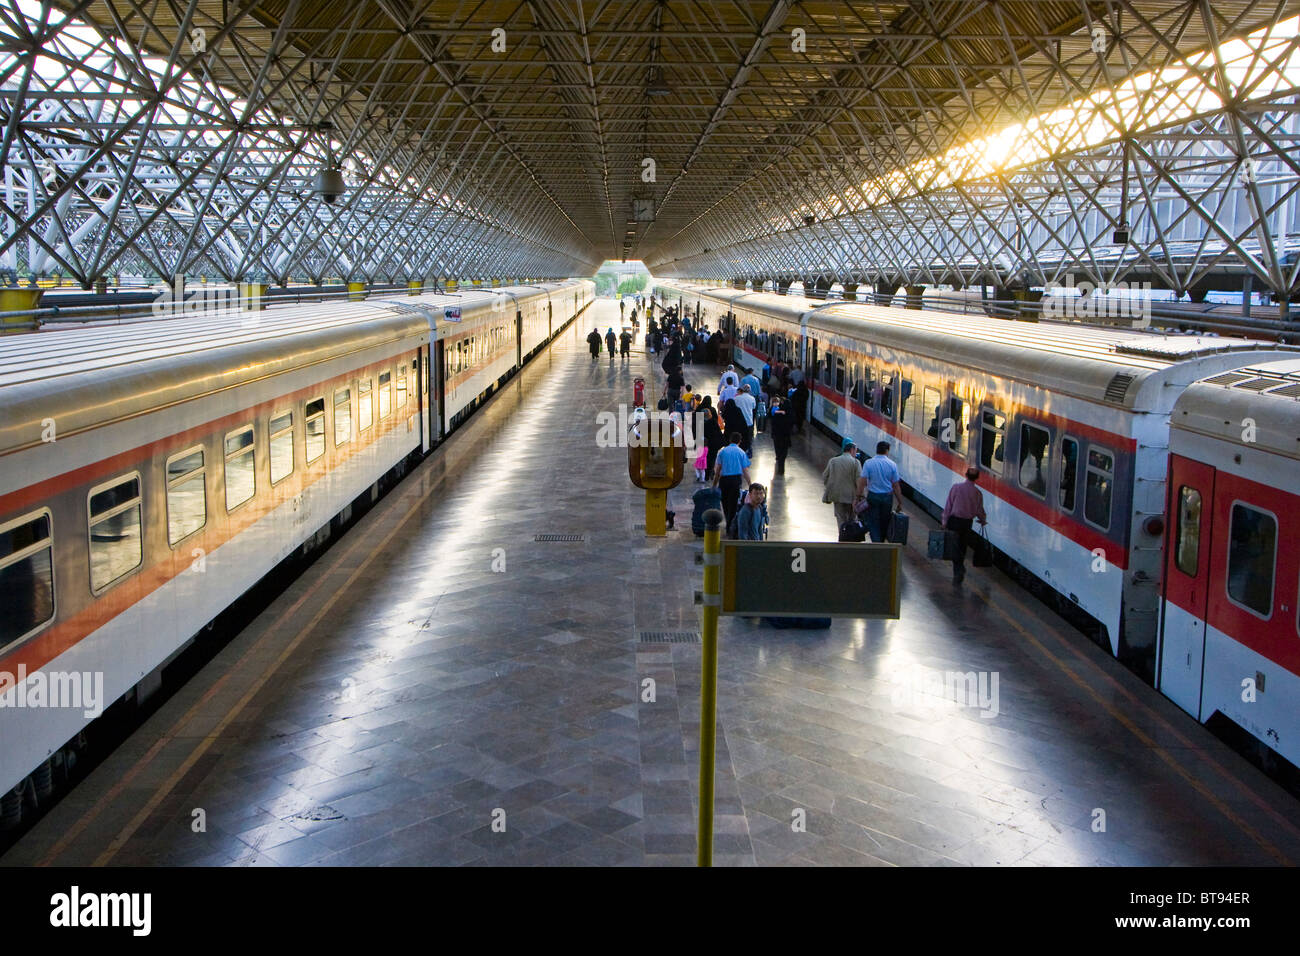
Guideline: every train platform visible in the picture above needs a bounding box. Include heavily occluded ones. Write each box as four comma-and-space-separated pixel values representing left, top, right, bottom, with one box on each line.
7, 299, 1300, 868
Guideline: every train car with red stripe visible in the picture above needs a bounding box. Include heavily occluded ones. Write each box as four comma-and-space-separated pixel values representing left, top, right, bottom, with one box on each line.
1159, 358, 1300, 772
0, 280, 592, 825
654, 280, 1294, 683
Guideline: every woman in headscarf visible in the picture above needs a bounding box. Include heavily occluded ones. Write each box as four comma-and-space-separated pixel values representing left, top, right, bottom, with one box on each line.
700, 395, 724, 480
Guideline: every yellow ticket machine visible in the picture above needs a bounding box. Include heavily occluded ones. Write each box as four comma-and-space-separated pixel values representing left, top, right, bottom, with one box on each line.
628, 415, 687, 536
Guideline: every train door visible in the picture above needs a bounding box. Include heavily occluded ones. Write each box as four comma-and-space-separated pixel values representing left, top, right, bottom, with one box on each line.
1158, 455, 1216, 717
415, 344, 431, 451
516, 309, 524, 366
431, 340, 446, 444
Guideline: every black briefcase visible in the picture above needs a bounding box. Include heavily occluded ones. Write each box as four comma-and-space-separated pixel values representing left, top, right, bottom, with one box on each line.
972, 528, 993, 567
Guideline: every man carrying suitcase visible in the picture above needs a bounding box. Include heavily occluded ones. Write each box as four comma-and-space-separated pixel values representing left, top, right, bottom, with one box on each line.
856, 440, 905, 543
942, 467, 988, 584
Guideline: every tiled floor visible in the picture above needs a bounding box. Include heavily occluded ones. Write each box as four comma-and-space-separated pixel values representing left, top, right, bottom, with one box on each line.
9, 300, 1300, 867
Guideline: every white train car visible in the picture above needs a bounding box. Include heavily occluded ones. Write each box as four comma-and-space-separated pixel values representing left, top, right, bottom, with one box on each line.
1159, 358, 1300, 770
655, 280, 1294, 680
0, 279, 592, 824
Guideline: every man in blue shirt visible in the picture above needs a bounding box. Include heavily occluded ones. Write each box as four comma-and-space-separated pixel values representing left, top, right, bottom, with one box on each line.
733, 385, 757, 453
713, 432, 752, 535
740, 370, 762, 400
856, 440, 905, 543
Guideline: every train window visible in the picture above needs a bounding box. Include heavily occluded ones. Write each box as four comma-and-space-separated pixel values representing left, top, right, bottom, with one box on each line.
88, 474, 143, 592
850, 363, 864, 404
948, 396, 969, 456
835, 357, 846, 394
396, 366, 408, 409
166, 448, 207, 545
379, 371, 392, 419
1175, 486, 1201, 577
306, 398, 326, 462
0, 510, 55, 648
334, 389, 352, 446
1083, 447, 1114, 530
1059, 437, 1079, 511
1226, 503, 1276, 618
1018, 423, 1050, 498
269, 413, 294, 484
224, 427, 256, 511
358, 379, 373, 432
980, 409, 1006, 475
898, 378, 914, 428
879, 371, 895, 418
922, 387, 943, 440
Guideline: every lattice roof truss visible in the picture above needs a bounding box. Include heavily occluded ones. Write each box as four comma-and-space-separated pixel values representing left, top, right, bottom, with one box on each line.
1, 1, 1298, 298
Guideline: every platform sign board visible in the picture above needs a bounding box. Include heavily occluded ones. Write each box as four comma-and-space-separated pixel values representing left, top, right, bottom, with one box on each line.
720, 542, 901, 618
443, 306, 461, 322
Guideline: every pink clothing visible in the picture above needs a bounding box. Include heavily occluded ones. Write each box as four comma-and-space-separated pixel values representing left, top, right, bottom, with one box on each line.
695, 445, 709, 469
943, 479, 987, 525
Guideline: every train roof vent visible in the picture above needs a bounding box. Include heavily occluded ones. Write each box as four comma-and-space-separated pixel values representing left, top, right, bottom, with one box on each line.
1103, 372, 1136, 404
1202, 371, 1254, 387
1233, 377, 1287, 391
1264, 382, 1300, 399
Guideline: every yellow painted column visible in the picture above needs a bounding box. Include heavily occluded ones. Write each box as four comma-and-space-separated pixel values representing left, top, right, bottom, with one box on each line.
445, 279, 458, 293
0, 287, 42, 331
241, 282, 268, 311
347, 281, 366, 301
408, 280, 423, 296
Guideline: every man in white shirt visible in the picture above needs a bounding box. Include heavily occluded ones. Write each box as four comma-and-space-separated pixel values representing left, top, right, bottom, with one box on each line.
718, 365, 739, 394
732, 385, 757, 453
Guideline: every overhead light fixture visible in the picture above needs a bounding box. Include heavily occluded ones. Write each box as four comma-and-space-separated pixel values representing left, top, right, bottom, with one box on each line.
645, 66, 672, 97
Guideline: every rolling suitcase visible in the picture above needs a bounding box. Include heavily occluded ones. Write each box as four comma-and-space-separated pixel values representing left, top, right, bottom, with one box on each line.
887, 511, 909, 545
927, 529, 956, 559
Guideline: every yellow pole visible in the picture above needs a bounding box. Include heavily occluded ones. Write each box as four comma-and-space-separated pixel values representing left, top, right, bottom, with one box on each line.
697, 508, 724, 867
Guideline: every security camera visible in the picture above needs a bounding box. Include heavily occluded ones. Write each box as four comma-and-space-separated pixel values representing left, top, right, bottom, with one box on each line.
315, 165, 345, 204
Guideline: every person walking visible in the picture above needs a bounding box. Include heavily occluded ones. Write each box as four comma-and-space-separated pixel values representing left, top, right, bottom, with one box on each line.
587, 327, 601, 361
619, 329, 632, 360
718, 365, 739, 394
735, 483, 768, 540
701, 398, 724, 479
768, 395, 793, 475
733, 384, 757, 454
665, 365, 685, 408
822, 438, 861, 530
789, 379, 809, 433
713, 432, 752, 535
740, 369, 762, 400
856, 440, 905, 543
605, 328, 617, 363
942, 467, 988, 584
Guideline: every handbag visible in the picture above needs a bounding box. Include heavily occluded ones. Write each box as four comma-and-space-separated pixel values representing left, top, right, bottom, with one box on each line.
972, 526, 993, 567
852, 495, 870, 514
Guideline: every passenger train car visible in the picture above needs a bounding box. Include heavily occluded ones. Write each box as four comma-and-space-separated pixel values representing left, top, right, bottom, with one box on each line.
654, 282, 1294, 688
1160, 358, 1300, 771
0, 279, 593, 824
